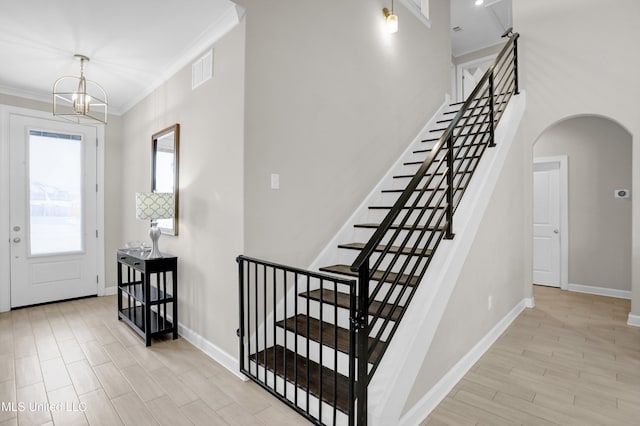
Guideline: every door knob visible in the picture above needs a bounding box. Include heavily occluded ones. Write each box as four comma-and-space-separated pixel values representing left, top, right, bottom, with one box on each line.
13, 226, 21, 232
553, 229, 559, 234
13, 237, 21, 243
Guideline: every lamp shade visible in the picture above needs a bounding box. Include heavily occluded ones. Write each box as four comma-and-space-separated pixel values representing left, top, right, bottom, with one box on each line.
136, 192, 175, 220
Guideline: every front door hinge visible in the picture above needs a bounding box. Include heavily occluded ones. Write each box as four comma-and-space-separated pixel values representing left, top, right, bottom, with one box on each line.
95, 229, 98, 238
96, 275, 99, 284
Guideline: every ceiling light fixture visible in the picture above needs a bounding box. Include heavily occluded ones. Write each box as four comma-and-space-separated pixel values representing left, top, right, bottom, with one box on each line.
475, 0, 484, 5
53, 54, 108, 124
383, 0, 399, 34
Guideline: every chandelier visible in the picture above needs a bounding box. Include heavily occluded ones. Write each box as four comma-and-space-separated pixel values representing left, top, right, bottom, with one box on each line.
53, 54, 108, 124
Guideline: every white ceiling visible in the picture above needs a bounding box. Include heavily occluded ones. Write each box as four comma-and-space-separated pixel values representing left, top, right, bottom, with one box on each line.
451, 0, 513, 57
0, 1, 509, 116
0, 0, 242, 115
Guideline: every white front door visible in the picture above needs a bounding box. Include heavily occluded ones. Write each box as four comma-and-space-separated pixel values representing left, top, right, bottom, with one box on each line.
9, 114, 98, 307
532, 161, 561, 287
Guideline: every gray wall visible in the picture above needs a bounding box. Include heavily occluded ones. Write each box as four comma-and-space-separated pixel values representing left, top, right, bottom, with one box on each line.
236, 0, 452, 268
116, 21, 246, 356
404, 125, 526, 411
534, 116, 632, 292
513, 0, 640, 315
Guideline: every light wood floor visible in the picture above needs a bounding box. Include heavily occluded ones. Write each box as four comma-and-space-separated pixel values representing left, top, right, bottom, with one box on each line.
422, 285, 640, 425
0, 295, 308, 426
1, 286, 638, 425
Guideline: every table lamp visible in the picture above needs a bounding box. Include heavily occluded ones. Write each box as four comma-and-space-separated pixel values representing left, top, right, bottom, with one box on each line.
135, 192, 175, 258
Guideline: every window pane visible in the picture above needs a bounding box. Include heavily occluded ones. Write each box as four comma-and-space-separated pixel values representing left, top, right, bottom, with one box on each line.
29, 130, 83, 255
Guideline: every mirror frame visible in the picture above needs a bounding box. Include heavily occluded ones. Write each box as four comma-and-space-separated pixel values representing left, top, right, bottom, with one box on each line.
151, 123, 180, 235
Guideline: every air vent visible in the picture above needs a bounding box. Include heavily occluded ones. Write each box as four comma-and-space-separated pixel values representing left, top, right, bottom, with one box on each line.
192, 49, 213, 90
452, 26, 462, 32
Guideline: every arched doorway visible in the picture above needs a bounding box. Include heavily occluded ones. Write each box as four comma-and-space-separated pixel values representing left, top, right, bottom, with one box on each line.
532, 115, 632, 298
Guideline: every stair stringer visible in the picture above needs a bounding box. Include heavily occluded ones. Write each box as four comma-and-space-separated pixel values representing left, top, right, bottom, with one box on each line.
368, 91, 526, 426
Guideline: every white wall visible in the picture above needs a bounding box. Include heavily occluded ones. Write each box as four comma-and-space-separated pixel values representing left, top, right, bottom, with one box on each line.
236, 0, 452, 268
534, 116, 632, 293
117, 21, 245, 357
513, 0, 640, 316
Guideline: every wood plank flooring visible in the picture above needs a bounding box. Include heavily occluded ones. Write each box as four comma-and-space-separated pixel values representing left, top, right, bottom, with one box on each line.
0, 295, 308, 426
1, 285, 638, 425
422, 285, 640, 425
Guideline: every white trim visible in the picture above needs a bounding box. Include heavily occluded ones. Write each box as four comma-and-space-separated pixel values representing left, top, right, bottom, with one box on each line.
398, 0, 432, 29
627, 313, 640, 327
567, 283, 632, 300
0, 105, 10, 312
399, 298, 531, 426
0, 105, 104, 311
103, 286, 118, 296
524, 297, 535, 308
455, 54, 497, 103
178, 322, 247, 381
369, 92, 526, 426
533, 155, 569, 290
117, 5, 245, 115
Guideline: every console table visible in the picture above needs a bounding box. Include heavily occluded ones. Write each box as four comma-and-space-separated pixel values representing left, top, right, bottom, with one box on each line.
117, 249, 178, 346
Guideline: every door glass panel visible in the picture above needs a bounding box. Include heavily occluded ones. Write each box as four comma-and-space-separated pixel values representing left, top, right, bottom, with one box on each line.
29, 130, 83, 255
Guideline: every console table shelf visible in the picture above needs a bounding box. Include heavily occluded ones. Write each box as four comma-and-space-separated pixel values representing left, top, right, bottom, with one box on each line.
117, 249, 178, 346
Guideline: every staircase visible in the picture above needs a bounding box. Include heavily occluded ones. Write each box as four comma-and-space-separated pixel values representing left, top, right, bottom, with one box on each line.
238, 32, 520, 426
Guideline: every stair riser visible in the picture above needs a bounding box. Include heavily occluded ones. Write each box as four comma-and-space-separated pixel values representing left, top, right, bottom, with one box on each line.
247, 361, 350, 426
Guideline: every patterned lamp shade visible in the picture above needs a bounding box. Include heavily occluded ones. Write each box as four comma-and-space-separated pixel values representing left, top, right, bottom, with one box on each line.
135, 192, 175, 220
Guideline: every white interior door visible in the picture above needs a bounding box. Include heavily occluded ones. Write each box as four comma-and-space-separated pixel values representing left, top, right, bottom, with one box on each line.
456, 56, 495, 102
9, 114, 98, 307
533, 161, 561, 287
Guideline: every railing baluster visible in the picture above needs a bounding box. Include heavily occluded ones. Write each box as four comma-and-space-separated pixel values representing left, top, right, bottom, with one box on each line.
356, 260, 369, 425
445, 132, 455, 240
489, 72, 496, 147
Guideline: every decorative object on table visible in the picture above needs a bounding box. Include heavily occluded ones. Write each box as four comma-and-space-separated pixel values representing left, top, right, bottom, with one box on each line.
53, 54, 108, 124
135, 192, 175, 258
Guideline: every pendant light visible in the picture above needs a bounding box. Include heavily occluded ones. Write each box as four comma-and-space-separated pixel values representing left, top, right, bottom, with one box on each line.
53, 54, 108, 124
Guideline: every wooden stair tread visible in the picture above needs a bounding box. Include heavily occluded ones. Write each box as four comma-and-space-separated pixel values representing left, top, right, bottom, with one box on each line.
404, 154, 482, 166
393, 170, 474, 179
381, 186, 466, 194
319, 264, 420, 287
249, 345, 350, 413
301, 288, 403, 322
337, 242, 432, 257
354, 222, 445, 232
413, 142, 487, 154
275, 314, 384, 364
368, 205, 447, 210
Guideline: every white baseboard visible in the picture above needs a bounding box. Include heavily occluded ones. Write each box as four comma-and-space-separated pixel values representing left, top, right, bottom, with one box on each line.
524, 297, 535, 308
567, 283, 631, 300
178, 323, 247, 381
102, 286, 118, 296
628, 314, 640, 328
399, 298, 529, 426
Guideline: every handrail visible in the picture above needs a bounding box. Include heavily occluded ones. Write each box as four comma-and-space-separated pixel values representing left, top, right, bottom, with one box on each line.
350, 32, 519, 273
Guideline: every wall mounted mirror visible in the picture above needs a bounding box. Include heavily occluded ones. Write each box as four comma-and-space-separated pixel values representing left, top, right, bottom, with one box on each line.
151, 124, 179, 235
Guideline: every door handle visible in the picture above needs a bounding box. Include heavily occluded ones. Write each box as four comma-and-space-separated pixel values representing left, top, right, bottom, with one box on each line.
13, 237, 21, 243
553, 229, 559, 234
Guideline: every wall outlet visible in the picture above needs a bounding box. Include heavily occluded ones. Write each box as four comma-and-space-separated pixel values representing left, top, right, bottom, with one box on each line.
271, 173, 280, 190
488, 295, 493, 310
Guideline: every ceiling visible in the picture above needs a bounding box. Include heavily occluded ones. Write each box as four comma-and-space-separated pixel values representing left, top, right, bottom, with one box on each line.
0, 1, 509, 116
0, 0, 242, 115
451, 0, 513, 57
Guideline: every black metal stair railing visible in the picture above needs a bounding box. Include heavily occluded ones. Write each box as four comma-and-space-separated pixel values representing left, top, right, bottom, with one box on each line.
237, 255, 357, 426
349, 31, 520, 423
237, 31, 520, 426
